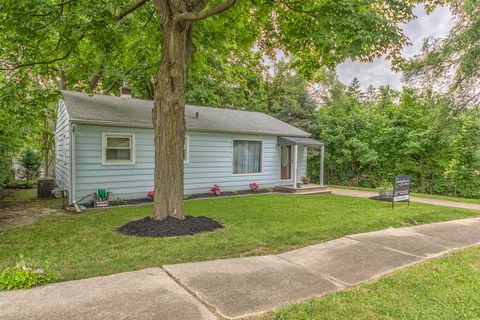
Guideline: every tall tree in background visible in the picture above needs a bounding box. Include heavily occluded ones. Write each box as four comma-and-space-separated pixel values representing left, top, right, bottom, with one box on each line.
404, 0, 480, 107
1, 0, 424, 220
347, 77, 364, 101
266, 62, 316, 131
365, 85, 378, 103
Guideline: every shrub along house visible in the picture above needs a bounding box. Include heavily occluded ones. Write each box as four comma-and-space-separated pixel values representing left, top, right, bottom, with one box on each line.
55, 90, 326, 205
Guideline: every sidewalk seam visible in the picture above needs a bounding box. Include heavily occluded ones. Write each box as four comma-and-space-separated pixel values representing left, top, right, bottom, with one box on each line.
344, 236, 427, 259
394, 228, 460, 246
275, 255, 348, 288
162, 266, 224, 320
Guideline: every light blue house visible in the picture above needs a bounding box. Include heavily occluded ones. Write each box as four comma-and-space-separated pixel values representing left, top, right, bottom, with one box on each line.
55, 90, 324, 204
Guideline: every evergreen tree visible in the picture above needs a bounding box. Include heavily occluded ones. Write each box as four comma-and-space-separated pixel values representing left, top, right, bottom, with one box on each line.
18, 150, 41, 181
347, 77, 364, 101
266, 62, 317, 131
365, 85, 378, 103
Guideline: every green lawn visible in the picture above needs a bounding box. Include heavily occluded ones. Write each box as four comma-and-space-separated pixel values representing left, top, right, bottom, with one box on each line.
1, 193, 480, 283
260, 245, 480, 320
330, 184, 480, 204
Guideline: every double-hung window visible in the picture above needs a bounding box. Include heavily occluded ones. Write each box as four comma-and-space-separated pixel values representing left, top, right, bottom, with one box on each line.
102, 133, 135, 165
233, 140, 262, 174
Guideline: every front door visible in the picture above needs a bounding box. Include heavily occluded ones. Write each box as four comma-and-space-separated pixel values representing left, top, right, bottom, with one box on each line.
280, 146, 292, 180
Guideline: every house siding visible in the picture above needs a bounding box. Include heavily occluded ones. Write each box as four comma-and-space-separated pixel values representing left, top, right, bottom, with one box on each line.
73, 124, 307, 202
54, 100, 70, 198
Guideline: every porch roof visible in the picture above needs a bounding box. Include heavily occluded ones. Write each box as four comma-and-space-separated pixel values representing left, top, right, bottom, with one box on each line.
277, 136, 323, 147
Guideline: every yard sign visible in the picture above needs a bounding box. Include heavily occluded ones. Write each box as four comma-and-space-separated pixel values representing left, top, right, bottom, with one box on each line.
392, 175, 410, 208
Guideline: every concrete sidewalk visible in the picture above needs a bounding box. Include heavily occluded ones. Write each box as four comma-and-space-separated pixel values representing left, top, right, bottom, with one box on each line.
329, 187, 480, 211
1, 218, 480, 320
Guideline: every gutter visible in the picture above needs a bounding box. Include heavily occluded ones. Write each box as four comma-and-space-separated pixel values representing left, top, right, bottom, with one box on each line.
69, 118, 311, 138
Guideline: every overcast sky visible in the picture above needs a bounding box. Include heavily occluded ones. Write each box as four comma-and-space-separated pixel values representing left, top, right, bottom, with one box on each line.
336, 5, 454, 90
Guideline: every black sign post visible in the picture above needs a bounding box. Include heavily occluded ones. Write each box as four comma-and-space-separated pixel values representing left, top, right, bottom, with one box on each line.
392, 175, 411, 209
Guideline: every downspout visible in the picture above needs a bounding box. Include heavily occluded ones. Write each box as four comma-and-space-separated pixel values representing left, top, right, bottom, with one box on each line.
320, 145, 324, 187
292, 144, 298, 187
69, 122, 76, 204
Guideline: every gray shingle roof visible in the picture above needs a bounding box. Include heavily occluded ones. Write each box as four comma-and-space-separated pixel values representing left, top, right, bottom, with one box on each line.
61, 90, 310, 137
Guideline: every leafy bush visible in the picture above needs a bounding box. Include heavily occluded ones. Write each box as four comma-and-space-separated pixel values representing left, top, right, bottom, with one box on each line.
0, 256, 52, 290
9, 179, 36, 189
183, 194, 191, 200
0, 156, 14, 191
18, 150, 42, 181
110, 198, 127, 206
301, 176, 311, 184
265, 187, 274, 192
377, 181, 394, 199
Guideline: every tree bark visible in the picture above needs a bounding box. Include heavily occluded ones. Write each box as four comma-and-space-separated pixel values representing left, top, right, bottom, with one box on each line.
150, 0, 236, 220
151, 1, 195, 220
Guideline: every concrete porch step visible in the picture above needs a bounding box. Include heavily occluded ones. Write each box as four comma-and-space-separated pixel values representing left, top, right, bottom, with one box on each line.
275, 184, 331, 195
293, 190, 332, 195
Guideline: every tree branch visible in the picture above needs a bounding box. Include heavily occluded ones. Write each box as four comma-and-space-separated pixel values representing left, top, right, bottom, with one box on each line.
58, 70, 67, 90
103, 68, 132, 94
0, 34, 85, 71
175, 0, 236, 23
2, 0, 147, 72
143, 9, 155, 27
56, 0, 76, 7
88, 65, 103, 90
116, 0, 151, 21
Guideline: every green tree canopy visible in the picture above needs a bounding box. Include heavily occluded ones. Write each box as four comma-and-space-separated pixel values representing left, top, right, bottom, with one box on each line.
404, 0, 480, 107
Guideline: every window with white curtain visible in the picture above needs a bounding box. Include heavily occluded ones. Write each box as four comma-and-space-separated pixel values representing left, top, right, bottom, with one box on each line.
233, 140, 262, 174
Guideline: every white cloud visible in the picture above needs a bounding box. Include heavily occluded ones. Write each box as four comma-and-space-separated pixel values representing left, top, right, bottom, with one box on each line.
336, 5, 454, 90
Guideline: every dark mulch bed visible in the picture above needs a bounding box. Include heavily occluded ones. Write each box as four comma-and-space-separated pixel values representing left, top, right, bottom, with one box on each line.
188, 188, 274, 200
97, 189, 277, 208
117, 216, 223, 238
369, 196, 393, 202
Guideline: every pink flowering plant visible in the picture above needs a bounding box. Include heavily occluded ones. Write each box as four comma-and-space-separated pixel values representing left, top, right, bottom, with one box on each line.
209, 184, 221, 196
147, 191, 154, 201
249, 182, 260, 192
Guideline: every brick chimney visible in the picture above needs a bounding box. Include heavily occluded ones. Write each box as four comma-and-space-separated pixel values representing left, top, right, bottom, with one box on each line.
120, 85, 132, 98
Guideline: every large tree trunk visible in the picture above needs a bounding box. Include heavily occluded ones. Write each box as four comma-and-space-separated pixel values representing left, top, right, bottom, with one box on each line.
152, 1, 194, 220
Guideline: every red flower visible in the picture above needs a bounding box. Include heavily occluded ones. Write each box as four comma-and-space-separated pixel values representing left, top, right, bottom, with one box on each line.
210, 184, 221, 195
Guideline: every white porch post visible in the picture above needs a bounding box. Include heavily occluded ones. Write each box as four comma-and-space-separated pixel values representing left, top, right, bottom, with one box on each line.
320, 145, 324, 187
292, 144, 298, 187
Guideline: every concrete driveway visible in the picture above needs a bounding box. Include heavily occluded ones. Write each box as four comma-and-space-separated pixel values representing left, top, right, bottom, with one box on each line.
1, 218, 479, 320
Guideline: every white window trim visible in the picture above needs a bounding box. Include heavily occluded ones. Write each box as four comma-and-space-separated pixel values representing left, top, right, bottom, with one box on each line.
184, 135, 190, 164
102, 132, 136, 165
232, 138, 264, 176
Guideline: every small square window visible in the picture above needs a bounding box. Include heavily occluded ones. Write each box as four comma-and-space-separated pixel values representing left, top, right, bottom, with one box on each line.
102, 133, 135, 165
